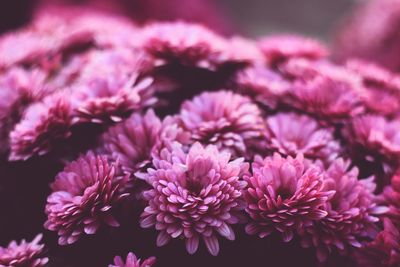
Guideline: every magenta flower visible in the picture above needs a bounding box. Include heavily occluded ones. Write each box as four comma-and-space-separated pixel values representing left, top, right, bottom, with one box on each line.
109, 252, 156, 267
258, 34, 328, 66
265, 112, 340, 163
0, 234, 48, 267
139, 22, 252, 70
346, 60, 400, 115
179, 90, 266, 158
343, 115, 400, 161
9, 93, 72, 161
282, 59, 364, 120
383, 173, 400, 226
140, 142, 248, 256
44, 152, 129, 245
298, 159, 386, 262
243, 153, 334, 242
235, 66, 291, 109
353, 218, 400, 267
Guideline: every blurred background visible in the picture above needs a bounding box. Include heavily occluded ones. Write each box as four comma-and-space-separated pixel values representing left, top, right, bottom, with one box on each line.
0, 0, 356, 40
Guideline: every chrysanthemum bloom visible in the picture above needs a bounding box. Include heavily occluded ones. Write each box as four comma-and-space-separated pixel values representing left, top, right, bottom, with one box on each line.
179, 90, 266, 158
243, 153, 334, 242
235, 66, 291, 109
44, 152, 129, 245
109, 252, 156, 267
353, 218, 400, 267
258, 35, 328, 67
281, 59, 364, 120
346, 60, 400, 115
0, 234, 48, 267
382, 173, 400, 226
298, 159, 386, 262
265, 112, 340, 163
70, 49, 155, 125
343, 115, 400, 162
334, 0, 400, 72
139, 22, 251, 70
140, 142, 248, 256
9, 93, 72, 161
100, 109, 189, 179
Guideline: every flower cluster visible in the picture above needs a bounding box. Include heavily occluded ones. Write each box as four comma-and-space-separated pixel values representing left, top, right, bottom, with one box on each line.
1, 8, 400, 267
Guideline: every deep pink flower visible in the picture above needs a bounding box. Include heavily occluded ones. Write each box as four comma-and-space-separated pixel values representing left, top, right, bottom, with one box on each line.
258, 35, 328, 66
243, 153, 334, 242
179, 90, 266, 158
235, 66, 291, 109
353, 218, 400, 267
343, 115, 400, 161
298, 159, 386, 262
140, 142, 248, 256
9, 93, 72, 161
0, 234, 48, 267
70, 49, 155, 125
44, 152, 129, 245
334, 0, 400, 72
140, 22, 250, 70
265, 112, 340, 163
383, 173, 400, 226
109, 252, 156, 267
282, 59, 364, 119
346, 60, 400, 115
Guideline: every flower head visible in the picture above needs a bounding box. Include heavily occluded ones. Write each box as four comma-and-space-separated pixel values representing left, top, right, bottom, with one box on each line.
0, 234, 48, 267
109, 252, 156, 267
9, 93, 72, 161
298, 159, 386, 262
244, 153, 334, 242
44, 152, 129, 245
265, 112, 340, 163
179, 90, 265, 158
140, 142, 248, 256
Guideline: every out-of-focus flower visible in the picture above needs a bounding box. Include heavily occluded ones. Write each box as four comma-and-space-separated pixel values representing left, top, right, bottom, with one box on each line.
139, 22, 252, 70
346, 60, 400, 115
383, 172, 400, 226
334, 0, 400, 72
0, 234, 48, 267
179, 90, 265, 158
298, 159, 386, 262
353, 218, 400, 267
9, 93, 72, 161
140, 142, 248, 256
258, 35, 328, 67
282, 59, 364, 120
343, 115, 400, 162
109, 252, 156, 267
244, 153, 334, 242
44, 152, 129, 245
235, 66, 291, 109
265, 112, 340, 163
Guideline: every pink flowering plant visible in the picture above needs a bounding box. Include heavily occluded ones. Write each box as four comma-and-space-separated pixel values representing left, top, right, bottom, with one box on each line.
0, 7, 399, 267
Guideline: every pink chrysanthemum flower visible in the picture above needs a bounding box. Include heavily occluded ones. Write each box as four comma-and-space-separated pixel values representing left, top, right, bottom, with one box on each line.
109, 252, 156, 267
265, 112, 340, 163
235, 66, 291, 109
140, 22, 250, 70
0, 234, 48, 267
343, 115, 400, 161
70, 49, 155, 125
346, 60, 400, 115
243, 153, 334, 242
383, 173, 400, 226
298, 159, 386, 262
44, 152, 129, 245
258, 35, 328, 67
140, 142, 248, 256
282, 59, 364, 120
179, 90, 265, 158
353, 218, 400, 267
100, 109, 189, 177
9, 93, 72, 161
